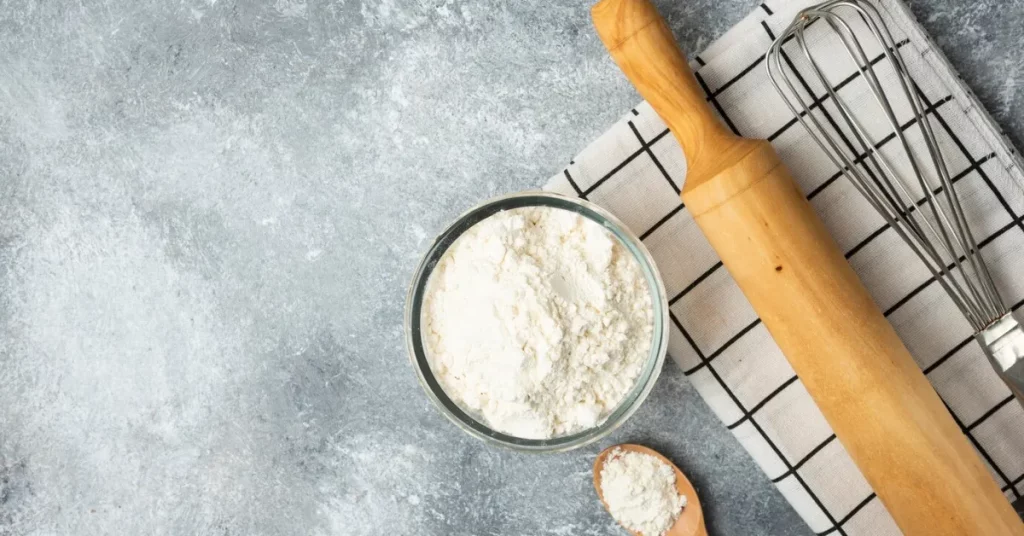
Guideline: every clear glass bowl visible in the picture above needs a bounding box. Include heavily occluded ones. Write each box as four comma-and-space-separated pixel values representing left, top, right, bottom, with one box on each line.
405, 191, 670, 452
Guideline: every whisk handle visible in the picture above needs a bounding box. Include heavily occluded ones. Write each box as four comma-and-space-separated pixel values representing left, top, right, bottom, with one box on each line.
592, 0, 756, 190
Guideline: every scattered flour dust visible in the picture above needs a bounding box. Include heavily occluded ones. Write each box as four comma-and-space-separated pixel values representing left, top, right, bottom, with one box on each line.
600, 448, 687, 536
422, 206, 654, 439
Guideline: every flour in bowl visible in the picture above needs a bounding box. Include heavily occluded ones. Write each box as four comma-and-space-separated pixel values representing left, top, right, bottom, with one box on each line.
422, 206, 654, 439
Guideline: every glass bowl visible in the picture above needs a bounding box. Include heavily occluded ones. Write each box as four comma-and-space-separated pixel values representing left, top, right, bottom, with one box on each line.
405, 191, 670, 452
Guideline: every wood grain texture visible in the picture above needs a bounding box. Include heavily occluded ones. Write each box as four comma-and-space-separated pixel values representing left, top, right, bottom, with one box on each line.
591, 0, 1024, 533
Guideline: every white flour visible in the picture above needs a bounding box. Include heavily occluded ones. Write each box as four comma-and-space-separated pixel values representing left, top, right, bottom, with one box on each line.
600, 448, 687, 536
422, 206, 653, 439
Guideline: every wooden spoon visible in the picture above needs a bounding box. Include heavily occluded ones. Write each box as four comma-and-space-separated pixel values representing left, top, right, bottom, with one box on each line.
593, 444, 706, 536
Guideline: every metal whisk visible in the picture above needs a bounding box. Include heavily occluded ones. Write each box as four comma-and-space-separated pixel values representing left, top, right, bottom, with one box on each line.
765, 0, 1023, 406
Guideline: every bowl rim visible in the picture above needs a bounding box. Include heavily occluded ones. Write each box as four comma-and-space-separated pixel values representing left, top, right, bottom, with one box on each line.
404, 190, 670, 452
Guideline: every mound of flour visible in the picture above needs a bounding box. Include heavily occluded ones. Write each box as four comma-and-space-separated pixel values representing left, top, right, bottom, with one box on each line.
600, 448, 687, 536
422, 206, 653, 439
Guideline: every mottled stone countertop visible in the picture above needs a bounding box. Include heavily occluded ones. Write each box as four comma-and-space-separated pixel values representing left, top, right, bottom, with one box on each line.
0, 1, 1021, 535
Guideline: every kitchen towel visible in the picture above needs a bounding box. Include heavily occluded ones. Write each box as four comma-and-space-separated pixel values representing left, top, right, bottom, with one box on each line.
544, 0, 1024, 534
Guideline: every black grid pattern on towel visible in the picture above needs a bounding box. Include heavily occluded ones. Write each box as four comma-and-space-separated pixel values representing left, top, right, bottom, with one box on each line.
547, 2, 1024, 534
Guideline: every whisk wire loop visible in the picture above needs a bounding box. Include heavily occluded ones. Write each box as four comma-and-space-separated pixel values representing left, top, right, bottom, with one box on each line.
766, 0, 1008, 331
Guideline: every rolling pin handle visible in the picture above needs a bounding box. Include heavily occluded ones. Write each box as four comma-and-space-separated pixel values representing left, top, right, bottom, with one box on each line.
591, 0, 755, 191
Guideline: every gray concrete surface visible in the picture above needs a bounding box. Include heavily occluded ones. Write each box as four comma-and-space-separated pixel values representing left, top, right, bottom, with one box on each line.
0, 1, 1020, 535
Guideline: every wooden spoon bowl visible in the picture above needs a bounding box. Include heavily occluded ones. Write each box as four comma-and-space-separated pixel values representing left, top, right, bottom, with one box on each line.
593, 444, 706, 536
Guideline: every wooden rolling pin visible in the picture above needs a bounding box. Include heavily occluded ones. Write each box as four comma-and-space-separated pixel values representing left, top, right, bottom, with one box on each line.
591, 0, 1024, 534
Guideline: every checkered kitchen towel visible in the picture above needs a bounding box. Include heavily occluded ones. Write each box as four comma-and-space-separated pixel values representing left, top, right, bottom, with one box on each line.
545, 0, 1024, 534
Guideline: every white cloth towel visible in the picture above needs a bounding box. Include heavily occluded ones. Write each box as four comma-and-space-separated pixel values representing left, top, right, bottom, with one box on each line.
544, 0, 1024, 534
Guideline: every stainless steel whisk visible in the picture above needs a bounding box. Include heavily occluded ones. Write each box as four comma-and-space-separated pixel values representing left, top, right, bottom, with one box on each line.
765, 0, 1023, 406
